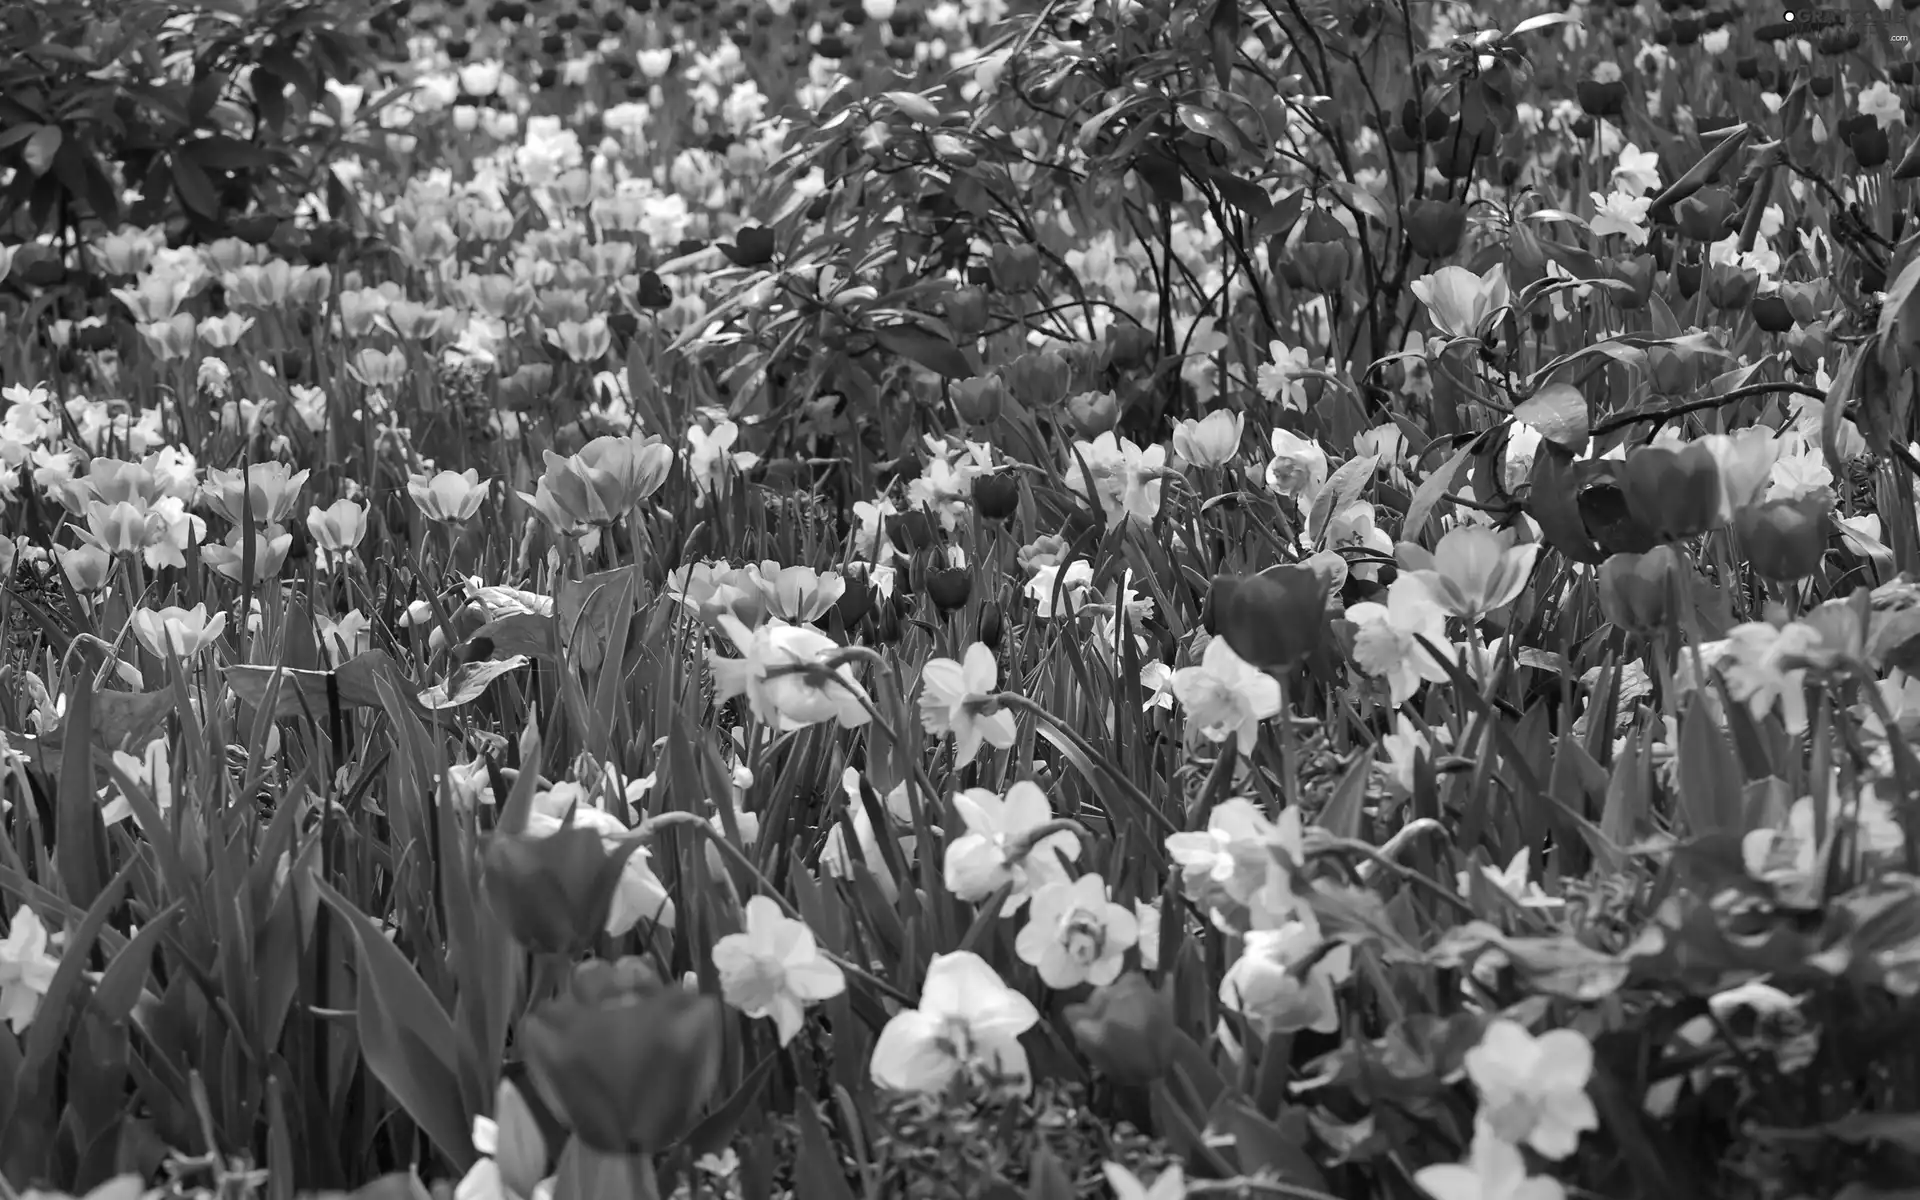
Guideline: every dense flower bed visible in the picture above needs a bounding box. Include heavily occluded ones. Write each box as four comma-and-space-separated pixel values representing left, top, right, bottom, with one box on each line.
4, 0, 1920, 1197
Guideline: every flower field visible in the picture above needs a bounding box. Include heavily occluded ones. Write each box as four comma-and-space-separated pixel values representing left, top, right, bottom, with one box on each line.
8, 0, 1920, 1196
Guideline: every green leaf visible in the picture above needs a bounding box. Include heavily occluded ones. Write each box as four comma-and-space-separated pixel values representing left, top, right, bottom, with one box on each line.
315, 881, 475, 1168
1176, 103, 1240, 153
1677, 692, 1745, 837
1403, 443, 1472, 542
169, 151, 218, 218
684, 1051, 780, 1158
1219, 1100, 1330, 1192
1512, 382, 1590, 452
872, 323, 973, 379
1309, 453, 1378, 545
793, 1100, 857, 1200
56, 678, 107, 909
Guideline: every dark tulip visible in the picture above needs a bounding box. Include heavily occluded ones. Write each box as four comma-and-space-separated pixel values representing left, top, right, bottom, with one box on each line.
1810, 75, 1835, 97
1403, 198, 1466, 259
889, 510, 939, 551
1575, 78, 1627, 117
816, 34, 848, 57
521, 958, 723, 1155
482, 825, 643, 956
1853, 125, 1891, 169
634, 270, 673, 309
1750, 292, 1794, 333
1291, 242, 1350, 293
972, 470, 1020, 520
977, 601, 1003, 650
1205, 566, 1329, 672
835, 570, 875, 627
1619, 443, 1723, 542
927, 566, 971, 615
1736, 498, 1828, 582
1734, 57, 1757, 80
1597, 546, 1681, 632
447, 38, 471, 58
555, 10, 577, 28
608, 311, 638, 340
1894, 62, 1917, 85
723, 224, 776, 267
1570, 115, 1596, 139
1104, 323, 1155, 369
536, 66, 559, 87
1065, 973, 1175, 1085
1673, 258, 1702, 298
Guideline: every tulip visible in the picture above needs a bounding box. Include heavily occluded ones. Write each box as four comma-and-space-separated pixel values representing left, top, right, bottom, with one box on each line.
1619, 444, 1723, 542
951, 375, 1008, 426
1064, 972, 1175, 1085
944, 286, 990, 340
409, 468, 489, 524
1671, 187, 1736, 242
483, 825, 646, 956
57, 543, 114, 592
1702, 262, 1756, 311
1597, 546, 1681, 633
521, 958, 723, 1154
1063, 390, 1120, 438
1171, 409, 1243, 469
1750, 291, 1794, 333
972, 471, 1019, 520
989, 243, 1041, 291
1205, 566, 1330, 672
1290, 241, 1350, 294
202, 463, 310, 528
130, 603, 227, 660
1736, 498, 1829, 582
1002, 350, 1072, 409
1402, 199, 1467, 259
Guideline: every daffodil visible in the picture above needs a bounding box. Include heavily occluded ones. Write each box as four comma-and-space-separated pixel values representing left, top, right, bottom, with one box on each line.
870, 951, 1039, 1095
1415, 1120, 1566, 1200
1220, 919, 1350, 1037
1171, 636, 1283, 755
0, 905, 61, 1032
711, 895, 846, 1046
1464, 1019, 1599, 1160
1346, 574, 1454, 705
918, 642, 1017, 767
1014, 873, 1138, 989
943, 781, 1080, 910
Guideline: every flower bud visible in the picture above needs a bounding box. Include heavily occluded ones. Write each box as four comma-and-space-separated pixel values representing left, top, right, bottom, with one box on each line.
1064, 972, 1175, 1085
1290, 242, 1350, 294
977, 600, 1003, 649
1620, 443, 1723, 542
951, 374, 1007, 426
1104, 324, 1156, 369
1750, 291, 1794, 333
1402, 199, 1466, 259
989, 243, 1041, 292
1003, 351, 1072, 409
1064, 389, 1120, 438
944, 286, 990, 340
1205, 566, 1330, 672
483, 825, 644, 956
1597, 546, 1681, 633
521, 957, 723, 1154
1735, 498, 1828, 582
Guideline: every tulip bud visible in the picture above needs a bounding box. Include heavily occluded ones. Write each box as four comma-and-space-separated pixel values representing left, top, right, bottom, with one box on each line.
1735, 498, 1828, 582
1104, 323, 1156, 370
1205, 566, 1329, 672
521, 957, 723, 1154
1064, 389, 1120, 438
1575, 77, 1627, 117
1607, 255, 1656, 310
989, 243, 1041, 292
1620, 443, 1724, 542
1403, 199, 1466, 259
977, 600, 1004, 649
1291, 242, 1350, 294
1851, 124, 1891, 169
1785, 324, 1828, 373
972, 471, 1020, 520
1750, 291, 1794, 333
1003, 350, 1072, 409
951, 374, 1007, 426
483, 825, 645, 956
1064, 972, 1175, 1085
835, 569, 875, 627
1597, 546, 1681, 633
944, 286, 990, 340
